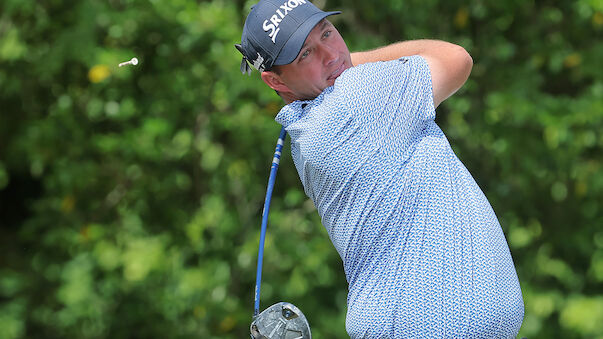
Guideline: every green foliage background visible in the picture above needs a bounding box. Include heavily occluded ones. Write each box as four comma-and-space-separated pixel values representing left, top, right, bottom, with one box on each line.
1, 0, 602, 338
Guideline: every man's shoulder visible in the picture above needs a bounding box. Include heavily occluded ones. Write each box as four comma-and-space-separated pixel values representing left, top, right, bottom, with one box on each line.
335, 56, 420, 85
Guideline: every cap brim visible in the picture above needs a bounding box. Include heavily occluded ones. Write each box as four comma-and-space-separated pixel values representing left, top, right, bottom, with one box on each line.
273, 11, 341, 66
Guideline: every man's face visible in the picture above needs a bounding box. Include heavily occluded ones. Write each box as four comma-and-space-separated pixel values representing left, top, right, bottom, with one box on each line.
266, 20, 352, 101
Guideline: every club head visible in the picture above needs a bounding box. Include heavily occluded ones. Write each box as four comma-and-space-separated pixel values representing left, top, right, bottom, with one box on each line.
250, 302, 311, 339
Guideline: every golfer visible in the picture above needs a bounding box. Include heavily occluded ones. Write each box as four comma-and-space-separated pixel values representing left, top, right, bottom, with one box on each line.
237, 0, 524, 337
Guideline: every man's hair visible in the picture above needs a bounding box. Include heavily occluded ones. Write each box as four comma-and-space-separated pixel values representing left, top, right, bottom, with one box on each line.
270, 65, 282, 75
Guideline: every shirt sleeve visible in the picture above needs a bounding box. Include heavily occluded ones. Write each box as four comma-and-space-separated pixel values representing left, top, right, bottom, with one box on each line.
339, 55, 436, 157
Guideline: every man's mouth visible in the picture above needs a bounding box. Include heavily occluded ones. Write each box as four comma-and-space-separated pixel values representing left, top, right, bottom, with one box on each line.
327, 63, 345, 81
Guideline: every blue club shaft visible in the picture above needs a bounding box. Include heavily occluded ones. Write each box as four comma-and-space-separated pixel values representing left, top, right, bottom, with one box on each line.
254, 127, 287, 317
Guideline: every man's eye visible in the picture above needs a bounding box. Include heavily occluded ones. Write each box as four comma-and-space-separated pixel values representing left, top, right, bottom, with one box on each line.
323, 30, 331, 38
300, 50, 310, 59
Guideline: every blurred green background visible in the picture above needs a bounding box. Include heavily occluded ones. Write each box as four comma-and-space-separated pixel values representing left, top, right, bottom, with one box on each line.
1, 0, 602, 338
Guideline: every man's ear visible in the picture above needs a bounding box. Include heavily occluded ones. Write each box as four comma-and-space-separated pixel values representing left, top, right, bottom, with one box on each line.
261, 71, 290, 93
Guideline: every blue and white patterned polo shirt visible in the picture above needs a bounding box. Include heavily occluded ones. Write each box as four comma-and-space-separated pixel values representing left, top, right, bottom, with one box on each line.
275, 55, 524, 338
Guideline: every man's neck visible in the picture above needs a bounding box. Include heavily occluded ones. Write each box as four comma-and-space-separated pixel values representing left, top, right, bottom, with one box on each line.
279, 91, 297, 104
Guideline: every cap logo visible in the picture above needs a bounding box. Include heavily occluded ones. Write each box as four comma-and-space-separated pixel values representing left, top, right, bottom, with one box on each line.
262, 0, 308, 43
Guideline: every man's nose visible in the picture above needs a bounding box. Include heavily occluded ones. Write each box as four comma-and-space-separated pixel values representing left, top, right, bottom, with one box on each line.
321, 44, 338, 66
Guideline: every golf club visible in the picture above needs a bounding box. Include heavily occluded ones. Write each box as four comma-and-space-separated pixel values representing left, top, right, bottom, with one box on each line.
250, 127, 312, 339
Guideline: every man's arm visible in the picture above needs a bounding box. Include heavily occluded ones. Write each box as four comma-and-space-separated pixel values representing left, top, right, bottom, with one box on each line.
351, 40, 473, 108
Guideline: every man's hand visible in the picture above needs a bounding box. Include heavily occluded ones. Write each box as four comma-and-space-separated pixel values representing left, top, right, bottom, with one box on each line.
351, 40, 473, 108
